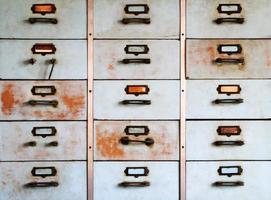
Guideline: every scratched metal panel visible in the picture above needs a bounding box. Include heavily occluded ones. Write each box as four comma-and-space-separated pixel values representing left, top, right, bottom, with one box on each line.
0, 40, 87, 80
0, 0, 86, 39
0, 122, 86, 161
94, 81, 180, 120
187, 161, 271, 200
0, 161, 86, 200
94, 121, 179, 160
187, 80, 271, 119
94, 162, 179, 200
94, 0, 179, 39
187, 121, 271, 160
94, 40, 179, 79
187, 0, 271, 38
0, 81, 86, 120
187, 40, 271, 79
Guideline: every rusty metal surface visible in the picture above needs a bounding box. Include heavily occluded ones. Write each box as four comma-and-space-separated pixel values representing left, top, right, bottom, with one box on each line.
0, 81, 86, 120
94, 121, 179, 160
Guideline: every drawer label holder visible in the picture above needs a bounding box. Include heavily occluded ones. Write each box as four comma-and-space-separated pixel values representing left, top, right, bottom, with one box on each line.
218, 166, 243, 177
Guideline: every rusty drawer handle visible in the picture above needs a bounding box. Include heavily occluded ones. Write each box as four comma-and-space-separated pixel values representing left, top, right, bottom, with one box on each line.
24, 181, 59, 188
118, 181, 150, 187
213, 140, 244, 146
120, 136, 154, 146
214, 17, 244, 24
213, 181, 244, 187
213, 98, 243, 104
45, 141, 58, 147
214, 58, 244, 65
24, 141, 37, 147
121, 18, 151, 24
122, 58, 151, 64
28, 17, 58, 24
26, 100, 58, 107
121, 100, 151, 105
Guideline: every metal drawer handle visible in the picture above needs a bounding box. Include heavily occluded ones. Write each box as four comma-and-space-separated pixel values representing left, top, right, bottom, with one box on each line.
120, 136, 154, 146
24, 141, 37, 147
26, 100, 58, 107
213, 98, 243, 104
213, 140, 244, 146
27, 58, 37, 65
214, 58, 244, 65
28, 17, 58, 24
45, 141, 58, 147
121, 100, 151, 105
118, 181, 150, 187
122, 58, 151, 64
24, 181, 59, 188
214, 17, 244, 24
121, 18, 151, 24
213, 181, 244, 187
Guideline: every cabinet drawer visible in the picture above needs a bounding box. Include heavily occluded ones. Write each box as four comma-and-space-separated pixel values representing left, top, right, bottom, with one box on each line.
94, 81, 180, 120
0, 122, 86, 161
187, 0, 271, 38
0, 40, 87, 80
187, 161, 271, 200
0, 161, 86, 200
0, 0, 86, 39
187, 121, 271, 160
94, 40, 179, 79
94, 121, 179, 160
187, 80, 271, 119
94, 0, 179, 39
0, 81, 86, 120
187, 40, 271, 79
94, 162, 179, 200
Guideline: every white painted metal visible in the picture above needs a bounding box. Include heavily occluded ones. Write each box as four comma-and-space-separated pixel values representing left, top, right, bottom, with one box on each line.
0, 40, 87, 79
187, 121, 271, 160
0, 81, 87, 120
94, 40, 180, 79
0, 121, 86, 161
187, 0, 271, 38
187, 40, 271, 79
0, 0, 86, 39
94, 121, 179, 160
187, 80, 271, 119
94, 80, 180, 119
94, 162, 179, 200
187, 161, 271, 200
94, 0, 179, 39
0, 161, 86, 200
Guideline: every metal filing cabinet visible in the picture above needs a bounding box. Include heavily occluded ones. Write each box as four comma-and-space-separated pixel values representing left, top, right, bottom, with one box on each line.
0, 1, 87, 199
186, 0, 271, 199
93, 0, 180, 199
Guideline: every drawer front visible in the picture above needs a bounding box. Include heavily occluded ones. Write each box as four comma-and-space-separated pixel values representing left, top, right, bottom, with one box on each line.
94, 121, 179, 160
0, 0, 86, 39
187, 121, 271, 160
94, 162, 179, 200
0, 122, 86, 161
187, 80, 271, 119
187, 161, 271, 200
0, 161, 86, 200
94, 0, 179, 39
0, 40, 87, 79
0, 81, 86, 120
94, 40, 179, 79
187, 0, 271, 38
94, 81, 180, 120
187, 40, 271, 79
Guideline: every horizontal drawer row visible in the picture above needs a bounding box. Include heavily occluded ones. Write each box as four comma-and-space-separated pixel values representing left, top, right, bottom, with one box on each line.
187, 0, 271, 38
187, 161, 271, 200
0, 81, 86, 120
0, 0, 179, 39
0, 122, 86, 161
0, 161, 86, 200
0, 40, 179, 80
94, 162, 179, 200
94, 81, 180, 120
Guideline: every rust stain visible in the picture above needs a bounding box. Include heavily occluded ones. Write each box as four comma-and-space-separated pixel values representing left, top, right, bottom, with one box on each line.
1, 84, 19, 115
107, 64, 114, 70
61, 94, 85, 118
